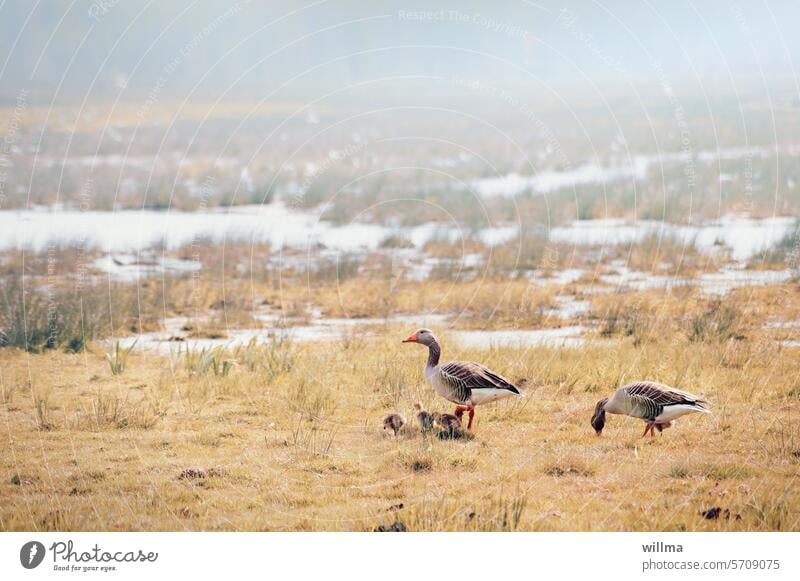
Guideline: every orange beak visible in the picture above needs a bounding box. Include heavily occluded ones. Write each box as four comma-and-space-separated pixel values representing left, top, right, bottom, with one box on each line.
402, 332, 418, 343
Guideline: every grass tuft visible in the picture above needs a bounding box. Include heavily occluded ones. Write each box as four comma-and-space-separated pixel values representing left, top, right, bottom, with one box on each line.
105, 340, 137, 376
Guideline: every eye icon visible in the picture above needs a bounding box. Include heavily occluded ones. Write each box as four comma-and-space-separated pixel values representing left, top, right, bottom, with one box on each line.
20, 541, 46, 569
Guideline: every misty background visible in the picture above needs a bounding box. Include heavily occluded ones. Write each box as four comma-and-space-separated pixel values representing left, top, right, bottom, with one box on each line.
1, 1, 799, 224
1, 0, 799, 103
0, 0, 798, 389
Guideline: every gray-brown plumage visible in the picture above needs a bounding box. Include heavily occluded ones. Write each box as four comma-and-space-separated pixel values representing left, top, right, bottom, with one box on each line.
383, 413, 406, 436
403, 328, 522, 430
431, 411, 462, 436
591, 380, 711, 437
413, 402, 434, 433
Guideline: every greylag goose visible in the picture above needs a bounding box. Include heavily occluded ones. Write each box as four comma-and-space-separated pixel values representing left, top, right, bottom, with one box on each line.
591, 381, 711, 437
431, 411, 462, 436
413, 402, 434, 433
383, 413, 406, 436
402, 328, 522, 430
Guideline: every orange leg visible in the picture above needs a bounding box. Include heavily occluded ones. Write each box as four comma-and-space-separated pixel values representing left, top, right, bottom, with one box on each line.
454, 405, 467, 420
642, 423, 654, 437
467, 406, 475, 430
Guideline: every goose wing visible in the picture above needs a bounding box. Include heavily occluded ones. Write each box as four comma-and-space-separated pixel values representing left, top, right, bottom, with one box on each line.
620, 382, 709, 421
623, 381, 707, 407
439, 361, 521, 396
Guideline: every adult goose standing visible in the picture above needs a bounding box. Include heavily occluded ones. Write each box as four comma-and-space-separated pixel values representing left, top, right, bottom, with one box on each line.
402, 328, 522, 430
591, 381, 711, 437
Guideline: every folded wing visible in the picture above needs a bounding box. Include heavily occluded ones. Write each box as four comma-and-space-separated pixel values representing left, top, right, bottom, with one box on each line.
623, 381, 708, 409
439, 361, 521, 396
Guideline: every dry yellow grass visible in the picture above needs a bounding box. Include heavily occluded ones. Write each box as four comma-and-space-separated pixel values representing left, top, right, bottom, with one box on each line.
0, 100, 306, 132
308, 279, 559, 327
1, 324, 798, 532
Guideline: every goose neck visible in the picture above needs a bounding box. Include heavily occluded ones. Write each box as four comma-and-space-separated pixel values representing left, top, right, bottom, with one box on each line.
426, 340, 441, 368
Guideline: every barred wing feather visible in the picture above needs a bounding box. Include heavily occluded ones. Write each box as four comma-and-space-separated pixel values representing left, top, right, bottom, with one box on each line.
623, 381, 707, 408
439, 361, 521, 394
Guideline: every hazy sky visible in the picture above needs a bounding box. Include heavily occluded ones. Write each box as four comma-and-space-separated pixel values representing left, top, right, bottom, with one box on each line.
1, 0, 798, 102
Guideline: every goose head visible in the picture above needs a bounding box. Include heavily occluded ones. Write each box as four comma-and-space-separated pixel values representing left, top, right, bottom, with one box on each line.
591, 398, 608, 435
402, 328, 436, 346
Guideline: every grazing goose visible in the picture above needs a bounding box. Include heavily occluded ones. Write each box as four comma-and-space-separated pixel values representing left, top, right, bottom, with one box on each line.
383, 413, 406, 436
591, 381, 711, 437
413, 402, 434, 433
402, 328, 522, 430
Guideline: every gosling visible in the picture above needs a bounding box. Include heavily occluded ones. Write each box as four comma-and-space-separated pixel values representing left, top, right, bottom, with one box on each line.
383, 413, 406, 436
413, 402, 434, 433
431, 411, 462, 436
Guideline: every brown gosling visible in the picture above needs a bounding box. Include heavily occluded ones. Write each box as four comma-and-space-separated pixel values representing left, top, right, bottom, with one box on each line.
383, 413, 406, 436
431, 411, 462, 436
413, 402, 434, 433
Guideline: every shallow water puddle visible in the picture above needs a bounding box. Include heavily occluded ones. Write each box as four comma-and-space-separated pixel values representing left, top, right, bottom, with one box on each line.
449, 326, 590, 349
471, 146, 780, 198
550, 215, 795, 261
114, 316, 594, 353
0, 204, 517, 254
598, 265, 794, 295
93, 254, 202, 281
544, 295, 591, 320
